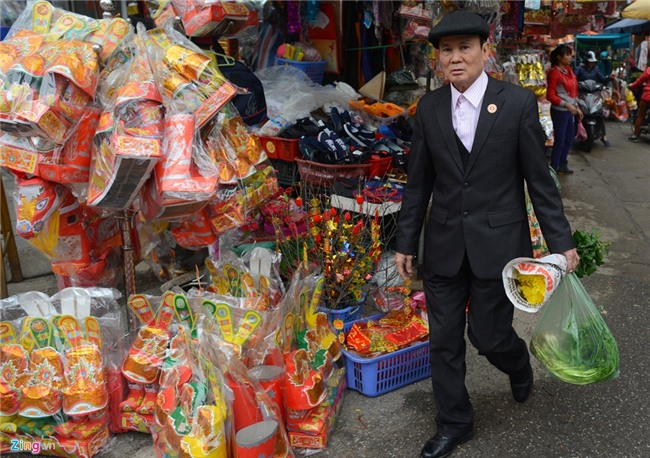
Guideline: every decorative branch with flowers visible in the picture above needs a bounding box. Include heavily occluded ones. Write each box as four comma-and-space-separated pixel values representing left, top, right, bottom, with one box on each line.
266, 188, 383, 309
306, 194, 382, 309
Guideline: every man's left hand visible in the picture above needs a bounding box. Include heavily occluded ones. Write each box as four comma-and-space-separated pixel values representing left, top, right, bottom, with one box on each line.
562, 248, 580, 274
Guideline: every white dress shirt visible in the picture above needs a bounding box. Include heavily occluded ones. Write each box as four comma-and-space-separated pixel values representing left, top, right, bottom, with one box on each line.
451, 71, 488, 152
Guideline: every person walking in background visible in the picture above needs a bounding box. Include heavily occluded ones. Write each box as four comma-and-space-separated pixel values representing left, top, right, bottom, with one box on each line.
599, 50, 613, 76
547, 44, 583, 174
575, 50, 615, 146
628, 65, 650, 142
394, 11, 579, 458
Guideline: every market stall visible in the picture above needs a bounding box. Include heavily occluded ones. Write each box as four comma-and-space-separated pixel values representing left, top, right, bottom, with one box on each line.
0, 1, 628, 456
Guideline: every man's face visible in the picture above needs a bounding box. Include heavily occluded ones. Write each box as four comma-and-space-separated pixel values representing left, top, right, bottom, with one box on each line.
439, 35, 489, 92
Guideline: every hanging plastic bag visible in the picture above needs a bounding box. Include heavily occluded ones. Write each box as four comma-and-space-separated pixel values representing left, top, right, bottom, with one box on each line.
530, 273, 619, 385
575, 118, 588, 142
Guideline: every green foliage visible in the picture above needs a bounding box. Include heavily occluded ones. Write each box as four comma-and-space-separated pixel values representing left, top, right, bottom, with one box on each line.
572, 229, 609, 278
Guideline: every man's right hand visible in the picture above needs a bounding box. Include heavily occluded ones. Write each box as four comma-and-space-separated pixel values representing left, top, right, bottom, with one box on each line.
395, 252, 414, 280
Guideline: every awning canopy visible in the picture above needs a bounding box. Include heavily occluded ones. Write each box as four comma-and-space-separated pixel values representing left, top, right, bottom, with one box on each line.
622, 0, 650, 21
575, 33, 631, 49
603, 18, 650, 34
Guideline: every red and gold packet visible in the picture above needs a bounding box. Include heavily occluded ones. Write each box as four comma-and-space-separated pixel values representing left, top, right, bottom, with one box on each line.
384, 318, 428, 348
345, 323, 371, 353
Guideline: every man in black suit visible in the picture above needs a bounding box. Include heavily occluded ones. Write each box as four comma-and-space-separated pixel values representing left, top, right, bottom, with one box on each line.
394, 11, 580, 458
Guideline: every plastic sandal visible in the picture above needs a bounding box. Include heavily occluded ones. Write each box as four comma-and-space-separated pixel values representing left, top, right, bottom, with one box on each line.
330, 107, 345, 135
299, 136, 335, 163
317, 127, 349, 162
343, 122, 375, 147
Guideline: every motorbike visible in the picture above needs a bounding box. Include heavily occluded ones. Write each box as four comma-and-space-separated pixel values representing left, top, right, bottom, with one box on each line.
575, 79, 606, 152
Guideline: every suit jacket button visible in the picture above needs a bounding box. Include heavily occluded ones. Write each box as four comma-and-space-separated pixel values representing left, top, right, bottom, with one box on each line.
463, 211, 469, 217
463, 182, 469, 188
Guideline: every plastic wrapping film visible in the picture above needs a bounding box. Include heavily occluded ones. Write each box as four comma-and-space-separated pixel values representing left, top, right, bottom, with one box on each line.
0, 0, 130, 182
11, 173, 124, 289
0, 287, 127, 457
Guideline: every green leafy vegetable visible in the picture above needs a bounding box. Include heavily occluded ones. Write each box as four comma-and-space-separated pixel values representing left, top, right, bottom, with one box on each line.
572, 229, 609, 278
530, 318, 619, 385
530, 273, 619, 385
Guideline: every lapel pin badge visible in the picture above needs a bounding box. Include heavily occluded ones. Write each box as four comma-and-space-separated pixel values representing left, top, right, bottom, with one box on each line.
487, 104, 498, 114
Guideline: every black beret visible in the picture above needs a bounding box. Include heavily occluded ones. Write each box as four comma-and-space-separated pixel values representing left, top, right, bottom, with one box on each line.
428, 11, 490, 49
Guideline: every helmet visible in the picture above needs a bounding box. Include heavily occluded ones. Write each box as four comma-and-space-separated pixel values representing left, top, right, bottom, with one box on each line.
585, 51, 597, 63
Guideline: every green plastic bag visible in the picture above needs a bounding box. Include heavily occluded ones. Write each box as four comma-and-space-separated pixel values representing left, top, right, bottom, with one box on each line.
530, 273, 619, 385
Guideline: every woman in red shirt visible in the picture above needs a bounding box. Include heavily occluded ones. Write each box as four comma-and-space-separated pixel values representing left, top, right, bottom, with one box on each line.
629, 66, 650, 142
546, 44, 583, 174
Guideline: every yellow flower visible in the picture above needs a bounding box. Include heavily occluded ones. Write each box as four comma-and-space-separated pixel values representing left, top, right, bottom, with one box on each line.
516, 272, 546, 306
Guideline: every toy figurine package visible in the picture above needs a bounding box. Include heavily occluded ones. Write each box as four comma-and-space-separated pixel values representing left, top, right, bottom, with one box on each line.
0, 287, 127, 457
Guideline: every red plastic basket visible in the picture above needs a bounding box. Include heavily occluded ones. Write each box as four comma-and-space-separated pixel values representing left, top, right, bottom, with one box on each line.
296, 159, 371, 187
369, 156, 393, 178
259, 136, 301, 161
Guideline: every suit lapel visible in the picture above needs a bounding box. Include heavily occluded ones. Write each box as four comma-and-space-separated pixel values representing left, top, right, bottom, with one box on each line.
466, 78, 505, 175
434, 85, 464, 173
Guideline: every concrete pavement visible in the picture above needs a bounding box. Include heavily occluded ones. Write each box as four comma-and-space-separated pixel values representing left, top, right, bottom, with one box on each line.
3, 120, 649, 457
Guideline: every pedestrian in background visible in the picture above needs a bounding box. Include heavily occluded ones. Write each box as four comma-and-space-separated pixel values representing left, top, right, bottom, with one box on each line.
547, 44, 583, 174
575, 50, 614, 146
628, 65, 650, 142
394, 11, 580, 458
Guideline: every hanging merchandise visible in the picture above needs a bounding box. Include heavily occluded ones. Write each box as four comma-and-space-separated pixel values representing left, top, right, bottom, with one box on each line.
12, 174, 123, 289
306, 1, 340, 76
211, 43, 268, 126
87, 34, 165, 210
169, 0, 251, 37
0, 2, 130, 179
504, 50, 548, 98
500, 0, 524, 38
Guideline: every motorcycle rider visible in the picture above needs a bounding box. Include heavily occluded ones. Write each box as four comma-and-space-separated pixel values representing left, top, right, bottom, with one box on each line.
575, 51, 615, 146
628, 65, 650, 142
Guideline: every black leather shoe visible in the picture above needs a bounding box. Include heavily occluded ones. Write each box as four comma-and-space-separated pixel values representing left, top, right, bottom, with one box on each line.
420, 428, 474, 458
510, 365, 534, 403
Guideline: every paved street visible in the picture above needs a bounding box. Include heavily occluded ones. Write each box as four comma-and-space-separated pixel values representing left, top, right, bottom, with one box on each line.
3, 120, 650, 457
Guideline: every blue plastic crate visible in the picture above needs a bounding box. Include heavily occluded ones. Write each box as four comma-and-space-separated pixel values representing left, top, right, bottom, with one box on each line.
318, 303, 363, 325
318, 292, 366, 325
275, 57, 326, 84
342, 314, 431, 397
